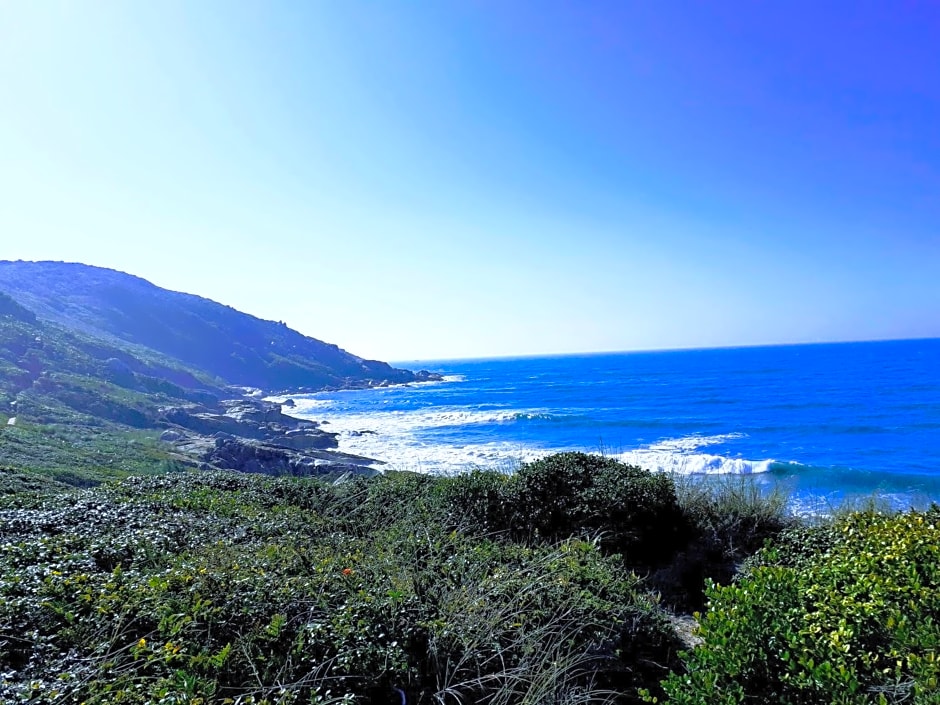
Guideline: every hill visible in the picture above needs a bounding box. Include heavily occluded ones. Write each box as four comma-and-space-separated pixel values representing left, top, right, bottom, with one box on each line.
0, 287, 225, 481
0, 260, 429, 392
0, 261, 435, 483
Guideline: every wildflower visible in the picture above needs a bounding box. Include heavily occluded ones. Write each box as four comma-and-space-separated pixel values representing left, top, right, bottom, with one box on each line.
342, 568, 353, 576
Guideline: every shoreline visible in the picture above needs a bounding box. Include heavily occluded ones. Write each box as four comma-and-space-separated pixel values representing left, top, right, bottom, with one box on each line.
260, 340, 940, 510
266, 392, 940, 513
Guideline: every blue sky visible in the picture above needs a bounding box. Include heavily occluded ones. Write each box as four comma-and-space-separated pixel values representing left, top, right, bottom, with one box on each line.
1, 2, 937, 361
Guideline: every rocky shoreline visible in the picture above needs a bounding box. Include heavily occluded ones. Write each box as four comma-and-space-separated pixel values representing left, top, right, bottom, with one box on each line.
158, 396, 383, 478
157, 368, 443, 478
267, 368, 443, 396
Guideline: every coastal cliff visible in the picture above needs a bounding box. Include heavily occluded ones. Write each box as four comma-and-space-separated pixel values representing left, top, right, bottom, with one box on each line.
0, 261, 436, 479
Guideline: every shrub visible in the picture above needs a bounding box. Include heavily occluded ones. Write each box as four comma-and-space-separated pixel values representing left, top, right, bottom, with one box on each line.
674, 475, 791, 558
434, 468, 514, 536
509, 453, 688, 565
653, 508, 940, 704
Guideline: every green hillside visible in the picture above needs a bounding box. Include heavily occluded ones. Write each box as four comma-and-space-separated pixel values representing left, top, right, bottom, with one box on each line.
0, 261, 432, 392
0, 290, 220, 482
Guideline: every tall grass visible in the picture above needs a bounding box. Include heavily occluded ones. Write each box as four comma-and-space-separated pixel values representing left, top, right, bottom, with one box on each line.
647, 474, 794, 611
673, 474, 792, 557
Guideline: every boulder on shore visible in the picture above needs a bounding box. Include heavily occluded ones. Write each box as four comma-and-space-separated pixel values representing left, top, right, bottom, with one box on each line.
207, 437, 379, 478
158, 396, 379, 478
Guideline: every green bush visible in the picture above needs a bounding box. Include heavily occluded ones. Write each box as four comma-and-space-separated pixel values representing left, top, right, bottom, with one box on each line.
674, 475, 791, 557
653, 508, 940, 704
432, 458, 793, 611
509, 453, 688, 564
434, 468, 514, 536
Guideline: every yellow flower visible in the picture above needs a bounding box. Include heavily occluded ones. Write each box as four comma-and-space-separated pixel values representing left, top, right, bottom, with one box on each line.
137, 638, 147, 649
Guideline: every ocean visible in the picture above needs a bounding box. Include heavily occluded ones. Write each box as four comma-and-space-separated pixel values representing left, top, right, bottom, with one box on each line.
276, 339, 940, 510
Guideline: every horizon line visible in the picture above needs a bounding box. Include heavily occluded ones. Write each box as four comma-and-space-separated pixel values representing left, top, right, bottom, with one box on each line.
392, 335, 940, 366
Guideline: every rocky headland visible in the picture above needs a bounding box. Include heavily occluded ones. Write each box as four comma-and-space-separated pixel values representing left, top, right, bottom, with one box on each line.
0, 260, 443, 482
158, 395, 382, 478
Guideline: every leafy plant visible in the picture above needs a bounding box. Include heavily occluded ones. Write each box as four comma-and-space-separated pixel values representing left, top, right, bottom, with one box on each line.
653, 508, 940, 704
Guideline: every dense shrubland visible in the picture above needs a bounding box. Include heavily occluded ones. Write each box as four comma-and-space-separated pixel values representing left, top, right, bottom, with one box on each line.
653, 508, 940, 704
0, 456, 689, 704
0, 453, 937, 704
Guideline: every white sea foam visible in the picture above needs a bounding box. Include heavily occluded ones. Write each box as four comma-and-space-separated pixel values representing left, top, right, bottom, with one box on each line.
645, 433, 745, 451
280, 403, 557, 472
618, 449, 775, 475
298, 405, 553, 433
267, 397, 335, 414
277, 394, 775, 476
335, 423, 553, 474
617, 434, 775, 475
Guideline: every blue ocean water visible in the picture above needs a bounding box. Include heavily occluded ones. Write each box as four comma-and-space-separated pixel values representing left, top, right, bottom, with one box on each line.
280, 339, 940, 509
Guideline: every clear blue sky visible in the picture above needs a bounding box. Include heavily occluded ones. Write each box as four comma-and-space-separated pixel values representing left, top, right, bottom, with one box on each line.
1, 2, 937, 361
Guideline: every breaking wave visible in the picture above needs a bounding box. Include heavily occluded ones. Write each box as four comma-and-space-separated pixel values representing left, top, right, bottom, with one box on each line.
280, 396, 779, 476
616, 434, 776, 475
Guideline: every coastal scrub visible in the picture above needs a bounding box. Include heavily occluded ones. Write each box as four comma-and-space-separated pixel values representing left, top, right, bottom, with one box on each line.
653, 508, 940, 704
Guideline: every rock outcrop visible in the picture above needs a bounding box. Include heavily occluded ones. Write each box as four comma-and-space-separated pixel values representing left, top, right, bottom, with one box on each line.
161, 400, 337, 449
206, 436, 380, 477
159, 396, 378, 477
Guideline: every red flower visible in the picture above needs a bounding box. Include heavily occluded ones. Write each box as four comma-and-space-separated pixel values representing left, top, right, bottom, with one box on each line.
342, 568, 353, 576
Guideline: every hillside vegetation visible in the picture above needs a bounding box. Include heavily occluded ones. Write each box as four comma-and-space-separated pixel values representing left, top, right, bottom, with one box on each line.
0, 261, 431, 391
0, 452, 793, 705
2, 451, 939, 703
0, 291, 220, 483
